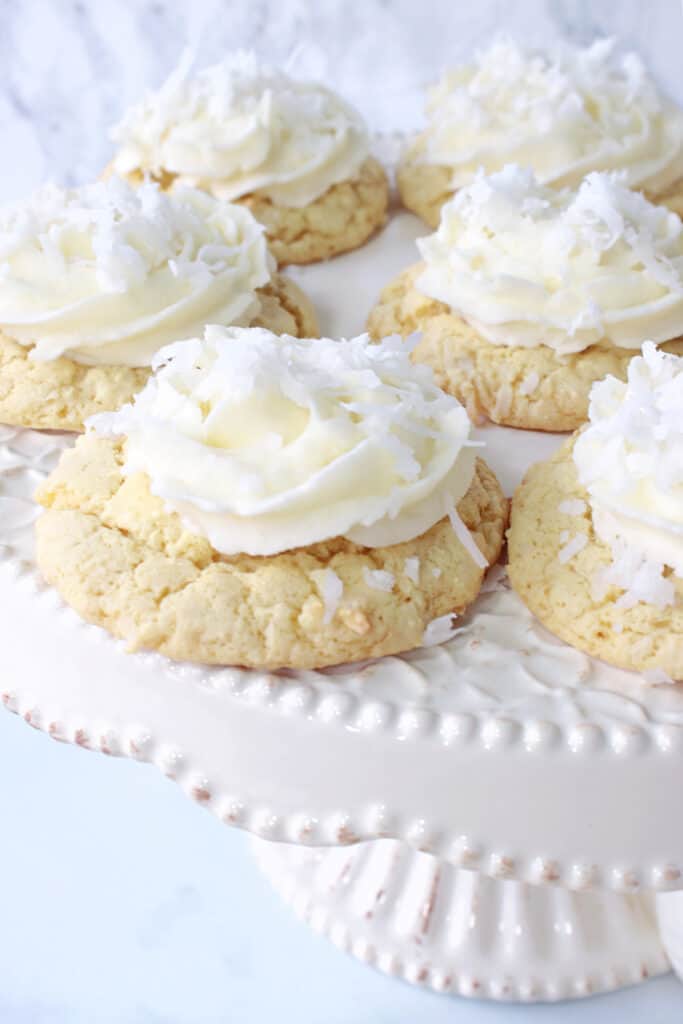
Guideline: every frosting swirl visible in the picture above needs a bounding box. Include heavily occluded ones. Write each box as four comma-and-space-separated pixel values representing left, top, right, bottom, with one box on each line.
417, 166, 683, 354
573, 343, 683, 607
419, 39, 683, 195
88, 327, 477, 556
0, 177, 272, 367
111, 51, 369, 208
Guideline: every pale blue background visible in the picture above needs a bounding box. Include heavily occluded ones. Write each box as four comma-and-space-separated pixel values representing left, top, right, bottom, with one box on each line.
1, 710, 681, 1023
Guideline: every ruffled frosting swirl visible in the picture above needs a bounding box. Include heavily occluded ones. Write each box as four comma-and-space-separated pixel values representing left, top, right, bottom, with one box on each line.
573, 343, 683, 607
419, 38, 683, 195
417, 166, 683, 354
88, 326, 477, 556
111, 51, 369, 208
0, 177, 273, 367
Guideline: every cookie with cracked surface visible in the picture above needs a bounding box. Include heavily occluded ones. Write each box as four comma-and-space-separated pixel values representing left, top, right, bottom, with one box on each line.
367, 264, 683, 432
110, 158, 389, 266
0, 275, 319, 432
507, 437, 683, 679
35, 434, 507, 670
397, 141, 683, 230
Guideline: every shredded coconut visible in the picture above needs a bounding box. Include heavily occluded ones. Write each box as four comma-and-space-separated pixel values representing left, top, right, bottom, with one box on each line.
448, 508, 488, 569
592, 538, 675, 609
417, 166, 683, 356
518, 371, 540, 397
0, 178, 272, 366
111, 50, 369, 209
403, 557, 420, 583
313, 568, 344, 624
574, 343, 683, 603
558, 533, 588, 564
422, 614, 458, 647
431, 566, 442, 578
423, 38, 680, 194
363, 567, 395, 592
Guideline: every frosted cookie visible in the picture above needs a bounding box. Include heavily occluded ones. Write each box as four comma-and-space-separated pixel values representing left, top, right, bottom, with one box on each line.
508, 344, 683, 679
368, 168, 683, 431
398, 39, 683, 228
35, 327, 507, 670
109, 52, 389, 265
0, 178, 318, 431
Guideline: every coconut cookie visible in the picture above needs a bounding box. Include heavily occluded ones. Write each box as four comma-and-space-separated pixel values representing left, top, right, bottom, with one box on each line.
109, 53, 389, 265
368, 168, 683, 431
398, 39, 683, 228
35, 327, 507, 670
508, 344, 683, 679
0, 178, 318, 431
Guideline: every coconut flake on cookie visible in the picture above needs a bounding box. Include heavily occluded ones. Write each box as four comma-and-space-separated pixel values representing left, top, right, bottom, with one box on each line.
403, 557, 420, 582
0, 177, 272, 366
416, 166, 683, 355
518, 371, 540, 396
448, 508, 488, 569
574, 342, 683, 606
420, 38, 683, 194
111, 50, 369, 208
363, 568, 395, 592
558, 533, 588, 564
88, 327, 478, 557
312, 568, 344, 624
422, 613, 459, 646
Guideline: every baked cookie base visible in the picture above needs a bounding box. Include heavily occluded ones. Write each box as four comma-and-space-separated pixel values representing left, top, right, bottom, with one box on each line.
397, 144, 453, 229
368, 264, 683, 431
241, 157, 389, 265
35, 434, 507, 669
0, 274, 319, 432
508, 436, 683, 678
110, 157, 390, 266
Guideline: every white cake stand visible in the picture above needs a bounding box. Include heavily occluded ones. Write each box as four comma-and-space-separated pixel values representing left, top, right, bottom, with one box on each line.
2, 213, 683, 1004
2, 421, 683, 1004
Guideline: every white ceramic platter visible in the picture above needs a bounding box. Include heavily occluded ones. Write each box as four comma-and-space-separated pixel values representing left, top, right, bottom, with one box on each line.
2, 210, 683, 1002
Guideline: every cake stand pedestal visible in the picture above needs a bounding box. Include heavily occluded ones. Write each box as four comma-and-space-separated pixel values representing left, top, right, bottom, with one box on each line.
253, 839, 666, 1001
3, 426, 683, 1004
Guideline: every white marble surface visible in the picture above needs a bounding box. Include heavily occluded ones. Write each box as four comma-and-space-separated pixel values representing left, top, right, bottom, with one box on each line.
3, 1, 683, 1021
1, 0, 683, 200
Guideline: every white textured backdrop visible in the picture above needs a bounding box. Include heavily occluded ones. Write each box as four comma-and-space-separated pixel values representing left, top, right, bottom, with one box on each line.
1, 0, 683, 200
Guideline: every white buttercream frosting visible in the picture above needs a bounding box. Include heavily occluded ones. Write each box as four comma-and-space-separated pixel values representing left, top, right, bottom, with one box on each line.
573, 342, 683, 607
111, 51, 369, 208
0, 177, 273, 367
420, 38, 683, 195
417, 166, 683, 354
88, 326, 477, 557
